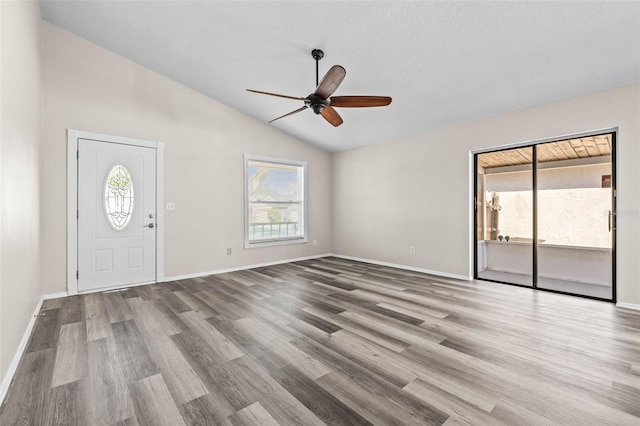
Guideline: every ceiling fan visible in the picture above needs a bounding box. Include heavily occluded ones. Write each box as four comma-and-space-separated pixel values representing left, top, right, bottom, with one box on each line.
247, 49, 392, 127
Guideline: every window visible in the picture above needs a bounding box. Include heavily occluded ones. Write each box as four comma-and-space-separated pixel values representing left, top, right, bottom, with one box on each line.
104, 164, 134, 231
245, 154, 307, 247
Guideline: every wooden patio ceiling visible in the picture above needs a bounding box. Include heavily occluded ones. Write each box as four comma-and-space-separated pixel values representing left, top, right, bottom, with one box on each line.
478, 134, 612, 169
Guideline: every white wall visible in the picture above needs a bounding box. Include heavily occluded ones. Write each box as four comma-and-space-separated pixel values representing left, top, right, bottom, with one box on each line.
332, 84, 640, 305
0, 0, 42, 389
41, 22, 332, 294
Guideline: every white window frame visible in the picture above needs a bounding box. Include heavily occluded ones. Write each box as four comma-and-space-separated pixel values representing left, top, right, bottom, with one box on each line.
244, 154, 308, 248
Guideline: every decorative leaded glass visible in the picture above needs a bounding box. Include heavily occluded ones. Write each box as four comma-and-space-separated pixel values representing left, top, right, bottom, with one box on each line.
104, 164, 134, 231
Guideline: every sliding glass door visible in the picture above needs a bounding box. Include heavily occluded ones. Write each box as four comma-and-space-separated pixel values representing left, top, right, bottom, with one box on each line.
474, 132, 616, 301
535, 138, 614, 299
476, 148, 533, 286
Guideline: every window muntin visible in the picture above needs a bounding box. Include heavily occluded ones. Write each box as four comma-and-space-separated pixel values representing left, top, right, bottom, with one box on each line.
104, 164, 134, 231
245, 155, 307, 247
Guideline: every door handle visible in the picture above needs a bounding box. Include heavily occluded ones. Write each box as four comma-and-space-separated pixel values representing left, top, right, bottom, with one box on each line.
608, 210, 616, 232
144, 223, 155, 228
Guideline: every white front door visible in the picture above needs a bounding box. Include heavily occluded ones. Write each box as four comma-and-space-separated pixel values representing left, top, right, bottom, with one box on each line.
78, 138, 157, 292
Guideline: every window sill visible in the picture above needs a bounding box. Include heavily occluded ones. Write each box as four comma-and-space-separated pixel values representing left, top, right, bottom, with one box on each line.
244, 237, 308, 249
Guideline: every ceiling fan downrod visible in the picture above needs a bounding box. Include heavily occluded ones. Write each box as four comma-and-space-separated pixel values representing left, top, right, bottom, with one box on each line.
308, 49, 328, 114
311, 49, 324, 87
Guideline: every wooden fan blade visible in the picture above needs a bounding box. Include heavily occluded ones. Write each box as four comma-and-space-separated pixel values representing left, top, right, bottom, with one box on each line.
268, 106, 308, 123
247, 89, 306, 101
320, 106, 343, 127
315, 65, 346, 100
330, 96, 392, 108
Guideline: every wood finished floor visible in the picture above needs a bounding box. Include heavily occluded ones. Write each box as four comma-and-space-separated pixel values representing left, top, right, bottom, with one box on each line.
1, 257, 639, 425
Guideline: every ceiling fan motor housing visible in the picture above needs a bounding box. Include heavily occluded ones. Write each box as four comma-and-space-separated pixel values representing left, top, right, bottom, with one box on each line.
305, 94, 330, 114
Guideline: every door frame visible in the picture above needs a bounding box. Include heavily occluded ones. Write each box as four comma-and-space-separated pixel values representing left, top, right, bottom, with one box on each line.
67, 129, 165, 295
471, 127, 617, 303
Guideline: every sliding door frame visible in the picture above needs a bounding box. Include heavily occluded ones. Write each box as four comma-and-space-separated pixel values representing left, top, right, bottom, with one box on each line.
472, 129, 617, 303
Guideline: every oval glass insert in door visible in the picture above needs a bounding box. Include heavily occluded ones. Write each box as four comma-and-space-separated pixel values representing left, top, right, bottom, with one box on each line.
104, 164, 134, 231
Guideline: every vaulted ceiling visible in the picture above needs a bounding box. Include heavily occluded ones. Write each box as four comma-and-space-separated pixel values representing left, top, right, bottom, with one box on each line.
39, 1, 640, 152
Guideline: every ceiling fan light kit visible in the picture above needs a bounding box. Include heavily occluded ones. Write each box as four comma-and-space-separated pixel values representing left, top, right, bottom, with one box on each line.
247, 49, 392, 127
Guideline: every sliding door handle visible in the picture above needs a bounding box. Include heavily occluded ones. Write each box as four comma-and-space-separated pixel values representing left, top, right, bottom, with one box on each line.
608, 210, 616, 232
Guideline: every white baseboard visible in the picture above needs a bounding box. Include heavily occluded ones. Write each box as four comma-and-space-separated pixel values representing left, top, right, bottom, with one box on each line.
616, 302, 640, 311
43, 291, 68, 300
164, 253, 333, 282
330, 254, 472, 281
0, 295, 46, 405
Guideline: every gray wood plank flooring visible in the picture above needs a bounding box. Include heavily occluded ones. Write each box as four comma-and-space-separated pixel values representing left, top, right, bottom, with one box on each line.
1, 257, 639, 425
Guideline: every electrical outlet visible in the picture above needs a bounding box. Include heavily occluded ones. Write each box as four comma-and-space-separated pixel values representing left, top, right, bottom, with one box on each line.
166, 202, 175, 210
226, 248, 232, 255
313, 240, 318, 246
410, 246, 416, 255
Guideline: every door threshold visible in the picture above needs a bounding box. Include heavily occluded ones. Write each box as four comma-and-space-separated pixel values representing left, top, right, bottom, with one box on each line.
78, 280, 157, 295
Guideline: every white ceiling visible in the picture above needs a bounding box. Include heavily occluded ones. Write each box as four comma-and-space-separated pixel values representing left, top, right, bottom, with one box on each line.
39, 1, 640, 152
